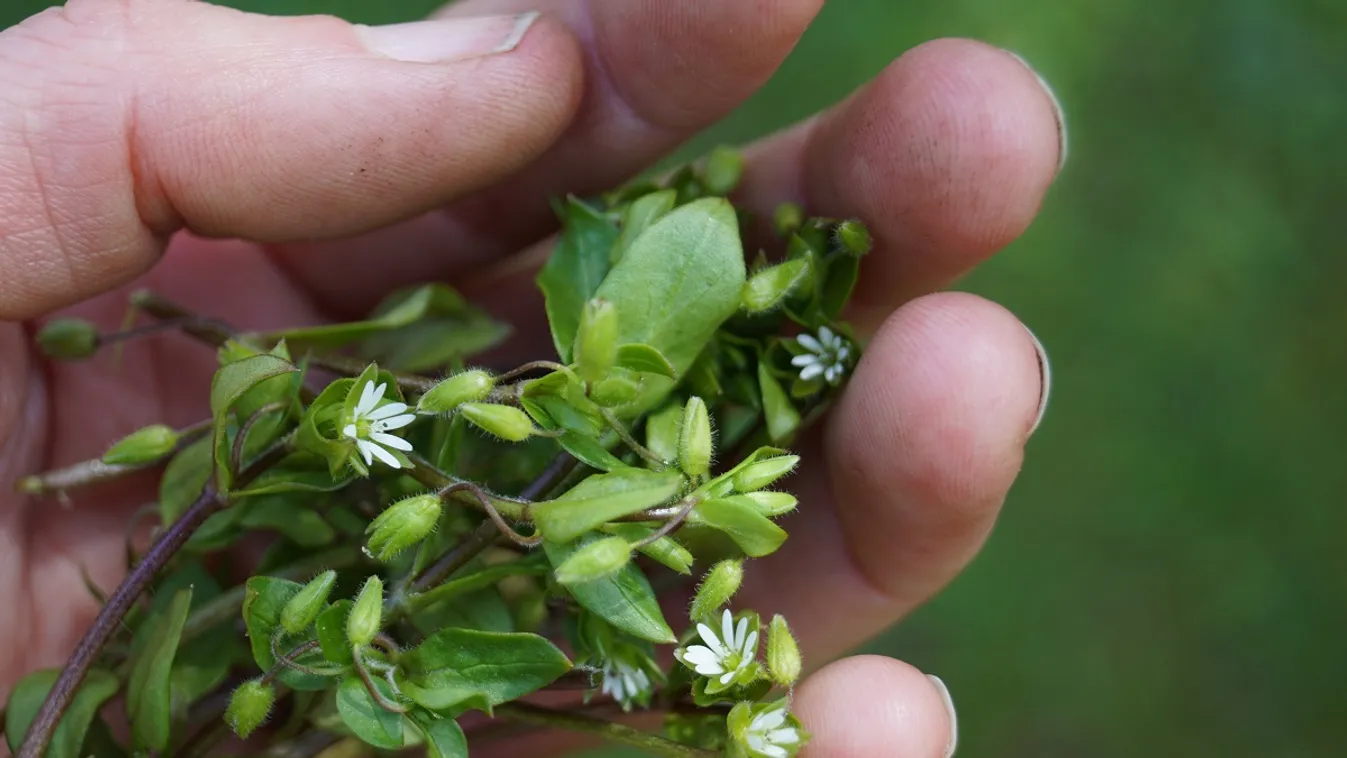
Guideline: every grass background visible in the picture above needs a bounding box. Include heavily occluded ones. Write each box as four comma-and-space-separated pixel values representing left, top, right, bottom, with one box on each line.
5, 1, 1346, 755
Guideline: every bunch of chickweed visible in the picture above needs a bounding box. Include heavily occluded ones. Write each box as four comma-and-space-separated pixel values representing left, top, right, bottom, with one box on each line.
9, 144, 868, 758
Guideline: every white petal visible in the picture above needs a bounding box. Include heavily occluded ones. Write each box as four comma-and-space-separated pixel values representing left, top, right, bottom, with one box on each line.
356, 381, 380, 416
366, 402, 410, 420
370, 432, 413, 451
790, 353, 817, 367
746, 734, 768, 751
817, 326, 836, 345
795, 334, 822, 352
734, 617, 749, 650
768, 728, 800, 744
798, 362, 824, 381
365, 441, 402, 468
719, 671, 735, 684
634, 669, 650, 689
681, 646, 722, 669
721, 611, 736, 652
753, 709, 787, 731
373, 413, 416, 432
760, 745, 787, 758
825, 364, 841, 384
609, 676, 625, 700
742, 630, 759, 657
695, 624, 726, 655
342, 424, 359, 440
354, 438, 377, 466
694, 661, 726, 676
836, 344, 851, 361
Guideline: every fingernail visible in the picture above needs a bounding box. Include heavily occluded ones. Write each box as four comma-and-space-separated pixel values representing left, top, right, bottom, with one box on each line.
1024, 325, 1051, 435
927, 675, 958, 757
1007, 52, 1068, 174
357, 12, 540, 64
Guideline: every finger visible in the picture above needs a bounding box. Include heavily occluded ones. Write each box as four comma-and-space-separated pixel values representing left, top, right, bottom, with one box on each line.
795, 655, 956, 758
269, 0, 824, 313
736, 38, 1066, 333
739, 292, 1045, 660
0, 1, 583, 319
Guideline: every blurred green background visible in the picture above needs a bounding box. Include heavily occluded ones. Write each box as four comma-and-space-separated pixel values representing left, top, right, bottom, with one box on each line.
5, 0, 1345, 755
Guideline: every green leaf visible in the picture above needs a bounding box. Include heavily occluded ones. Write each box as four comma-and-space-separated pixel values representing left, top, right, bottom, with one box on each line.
532, 469, 684, 543
615, 343, 678, 379
556, 429, 629, 473
316, 599, 355, 665
230, 453, 354, 497
602, 523, 694, 574
412, 712, 469, 758
126, 587, 191, 751
554, 536, 633, 584
741, 258, 812, 313
612, 189, 676, 264
209, 354, 298, 490
594, 198, 747, 401
757, 362, 801, 444
158, 437, 212, 525
411, 588, 515, 636
410, 559, 549, 613
335, 676, 404, 750
690, 498, 789, 557
543, 540, 675, 643
241, 577, 331, 690
819, 254, 861, 319
295, 377, 356, 477
237, 496, 338, 547
5, 668, 119, 758
538, 197, 622, 361
401, 629, 572, 712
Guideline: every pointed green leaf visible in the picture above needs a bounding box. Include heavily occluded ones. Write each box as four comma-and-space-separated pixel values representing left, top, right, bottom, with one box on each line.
532, 469, 684, 543
615, 343, 678, 379
690, 498, 789, 558
401, 629, 571, 712
543, 540, 675, 643
412, 712, 469, 758
820, 254, 861, 319
757, 362, 801, 444
602, 523, 694, 574
336, 676, 404, 750
209, 353, 298, 490
158, 437, 212, 525
127, 587, 191, 750
316, 599, 355, 665
555, 429, 629, 473
5, 668, 119, 758
611, 189, 676, 264
537, 197, 622, 361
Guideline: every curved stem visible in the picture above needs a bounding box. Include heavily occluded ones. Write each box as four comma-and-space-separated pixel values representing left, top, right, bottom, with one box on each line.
410, 519, 500, 593
233, 402, 287, 473
353, 649, 409, 713
631, 498, 699, 548
600, 409, 668, 469
442, 481, 542, 547
492, 703, 717, 758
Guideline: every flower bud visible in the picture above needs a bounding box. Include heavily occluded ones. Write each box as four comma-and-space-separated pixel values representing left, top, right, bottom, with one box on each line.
741, 260, 810, 314
555, 536, 633, 585
703, 146, 744, 195
835, 219, 873, 257
773, 202, 803, 236
767, 615, 802, 687
279, 570, 337, 635
37, 318, 98, 360
740, 491, 798, 517
677, 396, 712, 478
459, 402, 534, 442
365, 494, 442, 562
418, 370, 493, 414
102, 425, 179, 466
346, 576, 383, 647
574, 298, 619, 386
732, 455, 800, 493
690, 559, 742, 622
225, 680, 275, 739
590, 375, 640, 407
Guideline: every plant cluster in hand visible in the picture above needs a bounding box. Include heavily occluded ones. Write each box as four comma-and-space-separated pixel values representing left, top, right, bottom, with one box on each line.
7, 147, 872, 758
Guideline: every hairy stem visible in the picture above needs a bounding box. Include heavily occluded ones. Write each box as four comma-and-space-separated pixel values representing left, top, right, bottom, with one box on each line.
492, 703, 718, 758
601, 409, 669, 469
14, 419, 211, 497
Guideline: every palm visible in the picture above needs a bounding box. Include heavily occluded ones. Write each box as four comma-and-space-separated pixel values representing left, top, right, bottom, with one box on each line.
0, 0, 1061, 753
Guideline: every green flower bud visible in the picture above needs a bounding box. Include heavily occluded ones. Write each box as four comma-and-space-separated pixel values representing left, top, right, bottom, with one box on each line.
555, 536, 633, 585
739, 491, 798, 517
574, 298, 619, 386
773, 202, 804, 236
37, 318, 98, 360
459, 402, 534, 442
365, 494, 442, 562
835, 219, 873, 257
703, 146, 744, 195
279, 570, 337, 635
741, 259, 811, 314
417, 370, 494, 414
732, 455, 800, 493
690, 559, 742, 622
102, 424, 179, 466
346, 576, 383, 647
678, 396, 713, 478
225, 680, 275, 739
590, 375, 640, 407
766, 615, 802, 687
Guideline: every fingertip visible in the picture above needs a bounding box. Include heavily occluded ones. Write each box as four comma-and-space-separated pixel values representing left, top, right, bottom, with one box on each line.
795, 655, 952, 758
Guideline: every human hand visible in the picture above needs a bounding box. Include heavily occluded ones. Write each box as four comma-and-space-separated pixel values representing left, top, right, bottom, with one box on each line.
0, 1, 1062, 755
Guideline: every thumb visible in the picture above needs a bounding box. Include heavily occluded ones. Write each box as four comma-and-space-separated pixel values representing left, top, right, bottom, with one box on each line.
0, 1, 582, 319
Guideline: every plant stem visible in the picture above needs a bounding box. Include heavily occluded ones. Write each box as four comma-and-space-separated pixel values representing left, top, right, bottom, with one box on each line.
492, 703, 718, 758
601, 409, 669, 469
15, 420, 211, 497
410, 519, 500, 592
16, 486, 224, 758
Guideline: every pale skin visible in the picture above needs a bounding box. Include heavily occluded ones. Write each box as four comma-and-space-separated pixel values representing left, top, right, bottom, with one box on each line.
0, 1, 1063, 755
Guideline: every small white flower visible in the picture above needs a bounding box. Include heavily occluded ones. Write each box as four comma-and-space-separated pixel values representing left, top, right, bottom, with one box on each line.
790, 326, 852, 385
675, 609, 758, 686
742, 705, 803, 758
342, 380, 416, 469
600, 656, 652, 707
